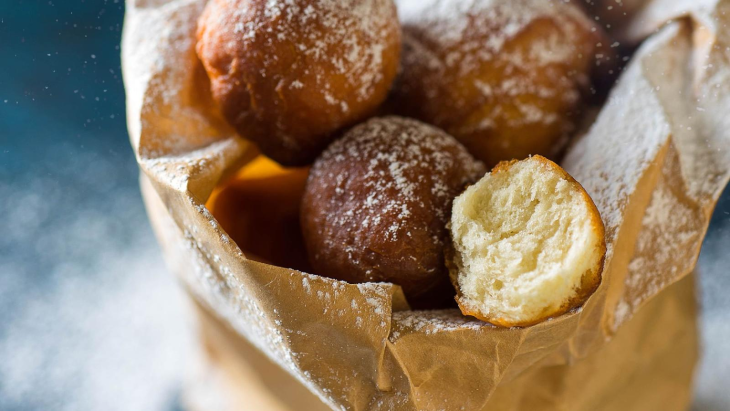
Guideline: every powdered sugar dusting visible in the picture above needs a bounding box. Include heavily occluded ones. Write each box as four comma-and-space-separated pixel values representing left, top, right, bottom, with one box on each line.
307, 117, 485, 275
396, 0, 601, 131
203, 0, 396, 109
142, 138, 240, 193
613, 152, 703, 330
563, 27, 676, 256
389, 309, 490, 341
123, 0, 239, 159
568, 22, 730, 331
398, 0, 592, 74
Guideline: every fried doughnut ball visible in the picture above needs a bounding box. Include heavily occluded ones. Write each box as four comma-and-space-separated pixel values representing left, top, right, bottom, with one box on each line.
448, 156, 606, 327
196, 0, 401, 166
301, 116, 485, 306
392, 0, 611, 167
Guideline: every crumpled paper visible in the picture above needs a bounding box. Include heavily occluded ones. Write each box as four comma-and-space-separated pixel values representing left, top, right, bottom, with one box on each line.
123, 0, 730, 409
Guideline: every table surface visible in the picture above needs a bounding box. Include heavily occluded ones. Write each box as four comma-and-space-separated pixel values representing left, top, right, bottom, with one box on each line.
1, 1, 728, 410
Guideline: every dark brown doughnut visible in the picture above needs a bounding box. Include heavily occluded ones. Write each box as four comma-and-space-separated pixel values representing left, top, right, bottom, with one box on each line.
300, 116, 485, 306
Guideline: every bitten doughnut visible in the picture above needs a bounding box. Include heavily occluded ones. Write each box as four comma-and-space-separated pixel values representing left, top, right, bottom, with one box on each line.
196, 0, 401, 166
301, 116, 485, 306
392, 0, 610, 166
448, 156, 606, 327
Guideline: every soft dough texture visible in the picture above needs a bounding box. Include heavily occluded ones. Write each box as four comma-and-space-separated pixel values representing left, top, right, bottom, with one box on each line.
196, 0, 401, 166
392, 0, 611, 167
301, 116, 485, 306
448, 156, 606, 327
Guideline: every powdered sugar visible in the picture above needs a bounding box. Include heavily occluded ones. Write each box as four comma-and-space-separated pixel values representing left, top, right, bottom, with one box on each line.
613, 177, 700, 330
562, 26, 676, 255
567, 22, 730, 331
399, 0, 588, 71
389, 309, 490, 341
612, 136, 706, 330
310, 116, 484, 250
124, 0, 241, 159
143, 138, 241, 192
205, 0, 396, 108
396, 0, 599, 130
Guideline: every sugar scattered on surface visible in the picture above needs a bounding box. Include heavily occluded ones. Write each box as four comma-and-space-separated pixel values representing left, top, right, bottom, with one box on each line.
124, 0, 235, 159
0, 158, 192, 410
563, 30, 674, 256
389, 310, 490, 341
614, 175, 700, 330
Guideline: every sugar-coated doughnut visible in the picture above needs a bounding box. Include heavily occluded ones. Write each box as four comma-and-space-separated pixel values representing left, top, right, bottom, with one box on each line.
196, 0, 401, 166
301, 116, 485, 306
392, 0, 611, 167
448, 156, 606, 327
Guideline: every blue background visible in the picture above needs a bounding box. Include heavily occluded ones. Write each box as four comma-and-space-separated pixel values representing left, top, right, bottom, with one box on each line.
0, 1, 728, 410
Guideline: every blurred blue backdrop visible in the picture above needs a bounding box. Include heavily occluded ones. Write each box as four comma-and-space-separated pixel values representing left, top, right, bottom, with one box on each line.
1, 1, 190, 410
0, 1, 728, 410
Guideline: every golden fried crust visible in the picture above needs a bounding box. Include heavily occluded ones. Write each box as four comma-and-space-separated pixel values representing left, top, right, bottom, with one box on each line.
196, 0, 401, 166
447, 155, 606, 327
392, 0, 612, 167
301, 117, 485, 307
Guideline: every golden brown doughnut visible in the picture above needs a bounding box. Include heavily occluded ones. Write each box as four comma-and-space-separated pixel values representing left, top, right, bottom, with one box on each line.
301, 116, 485, 306
392, 0, 612, 167
448, 156, 606, 327
196, 0, 401, 166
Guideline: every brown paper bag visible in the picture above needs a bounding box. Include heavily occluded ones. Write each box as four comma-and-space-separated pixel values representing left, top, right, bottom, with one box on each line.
123, 1, 730, 409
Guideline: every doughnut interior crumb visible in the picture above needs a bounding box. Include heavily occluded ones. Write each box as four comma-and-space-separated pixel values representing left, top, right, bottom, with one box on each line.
449, 156, 605, 327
